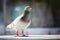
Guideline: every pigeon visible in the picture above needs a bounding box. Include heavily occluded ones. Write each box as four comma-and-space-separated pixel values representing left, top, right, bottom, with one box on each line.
6, 6, 31, 37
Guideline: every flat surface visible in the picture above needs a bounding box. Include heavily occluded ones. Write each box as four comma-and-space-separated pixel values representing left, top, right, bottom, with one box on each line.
6, 28, 60, 35
0, 35, 60, 39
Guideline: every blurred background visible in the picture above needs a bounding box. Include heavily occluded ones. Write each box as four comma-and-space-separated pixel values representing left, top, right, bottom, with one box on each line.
0, 0, 60, 35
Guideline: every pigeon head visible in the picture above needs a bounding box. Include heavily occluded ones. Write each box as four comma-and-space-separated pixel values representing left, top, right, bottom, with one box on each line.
24, 6, 31, 12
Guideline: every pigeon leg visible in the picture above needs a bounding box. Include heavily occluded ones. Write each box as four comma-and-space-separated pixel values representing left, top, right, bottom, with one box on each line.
15, 31, 19, 37
22, 30, 28, 37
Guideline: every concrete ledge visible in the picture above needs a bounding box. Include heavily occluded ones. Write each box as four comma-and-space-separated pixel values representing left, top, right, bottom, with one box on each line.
0, 35, 60, 39
6, 28, 60, 35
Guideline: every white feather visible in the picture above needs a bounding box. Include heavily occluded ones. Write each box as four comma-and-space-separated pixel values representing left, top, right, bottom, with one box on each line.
6, 14, 31, 32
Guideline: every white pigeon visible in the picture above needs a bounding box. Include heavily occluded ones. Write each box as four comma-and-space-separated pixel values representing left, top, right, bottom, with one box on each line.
6, 6, 31, 37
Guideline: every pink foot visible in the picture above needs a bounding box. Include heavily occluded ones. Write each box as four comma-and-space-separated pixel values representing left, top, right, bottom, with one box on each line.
22, 35, 28, 37
15, 35, 19, 37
